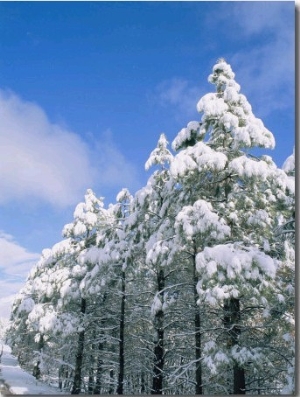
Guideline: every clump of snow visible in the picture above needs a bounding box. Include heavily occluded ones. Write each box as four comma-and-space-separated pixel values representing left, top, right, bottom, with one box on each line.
116, 187, 132, 203
209, 59, 235, 82
170, 141, 227, 179
175, 199, 230, 241
151, 294, 162, 316
172, 121, 203, 151
197, 93, 228, 117
146, 239, 170, 267
231, 345, 262, 366
63, 188, 107, 238
247, 209, 271, 229
229, 155, 273, 181
16, 297, 34, 314
145, 133, 173, 169
196, 243, 277, 304
282, 148, 295, 174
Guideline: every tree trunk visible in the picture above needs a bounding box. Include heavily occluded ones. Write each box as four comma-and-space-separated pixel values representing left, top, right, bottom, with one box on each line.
109, 369, 114, 394
224, 298, 245, 394
88, 333, 96, 394
193, 252, 203, 395
93, 337, 104, 394
58, 356, 65, 391
151, 269, 165, 394
71, 298, 86, 394
117, 270, 126, 394
33, 334, 44, 380
141, 371, 145, 393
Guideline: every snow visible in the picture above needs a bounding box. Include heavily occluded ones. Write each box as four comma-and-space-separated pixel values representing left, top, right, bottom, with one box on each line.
170, 141, 227, 178
229, 155, 275, 181
247, 209, 271, 228
175, 199, 230, 240
231, 345, 262, 366
209, 59, 235, 81
282, 148, 295, 174
116, 187, 132, 203
193, 59, 276, 151
197, 93, 228, 117
196, 243, 277, 303
171, 121, 202, 151
151, 294, 162, 316
0, 343, 62, 394
73, 220, 87, 236
145, 133, 173, 170
16, 297, 34, 314
51, 238, 73, 258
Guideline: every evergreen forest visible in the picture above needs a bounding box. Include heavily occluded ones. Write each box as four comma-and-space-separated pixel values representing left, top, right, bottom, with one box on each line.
7, 59, 295, 395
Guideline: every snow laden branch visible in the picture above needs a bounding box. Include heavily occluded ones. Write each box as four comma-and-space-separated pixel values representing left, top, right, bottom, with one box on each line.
7, 59, 294, 395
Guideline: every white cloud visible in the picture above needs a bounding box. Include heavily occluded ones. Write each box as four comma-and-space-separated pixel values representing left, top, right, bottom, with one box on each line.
154, 78, 202, 118
0, 232, 40, 320
0, 89, 140, 208
91, 130, 141, 195
0, 89, 97, 207
0, 292, 19, 321
229, 2, 292, 37
217, 2, 294, 117
0, 231, 40, 278
154, 3, 293, 120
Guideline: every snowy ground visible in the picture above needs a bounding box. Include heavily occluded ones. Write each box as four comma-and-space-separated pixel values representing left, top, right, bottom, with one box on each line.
0, 343, 64, 395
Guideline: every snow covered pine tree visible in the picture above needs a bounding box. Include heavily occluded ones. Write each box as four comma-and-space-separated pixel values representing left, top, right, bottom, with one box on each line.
171, 59, 294, 394
7, 59, 294, 395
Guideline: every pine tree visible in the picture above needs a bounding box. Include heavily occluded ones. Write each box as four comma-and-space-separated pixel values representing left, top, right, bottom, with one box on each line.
170, 59, 294, 394
7, 59, 294, 395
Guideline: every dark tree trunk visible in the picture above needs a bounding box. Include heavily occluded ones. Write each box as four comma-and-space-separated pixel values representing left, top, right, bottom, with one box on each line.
71, 298, 86, 394
88, 332, 96, 394
141, 371, 145, 393
58, 356, 65, 391
151, 269, 165, 394
109, 369, 114, 394
224, 298, 245, 394
33, 334, 44, 380
193, 251, 203, 395
117, 270, 126, 394
93, 337, 104, 394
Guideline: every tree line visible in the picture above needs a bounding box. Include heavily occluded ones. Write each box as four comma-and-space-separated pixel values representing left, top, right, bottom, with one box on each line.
7, 59, 295, 395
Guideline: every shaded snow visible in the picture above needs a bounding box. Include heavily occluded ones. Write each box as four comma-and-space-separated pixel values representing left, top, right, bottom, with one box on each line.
0, 343, 62, 395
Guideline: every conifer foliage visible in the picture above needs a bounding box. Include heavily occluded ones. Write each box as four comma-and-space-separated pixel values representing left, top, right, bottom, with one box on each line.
7, 60, 294, 395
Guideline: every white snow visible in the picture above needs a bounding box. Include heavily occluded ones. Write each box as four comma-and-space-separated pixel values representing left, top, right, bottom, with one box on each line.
145, 133, 173, 170
171, 121, 202, 151
0, 343, 62, 394
282, 149, 295, 174
197, 93, 228, 117
175, 199, 230, 240
170, 141, 227, 179
16, 297, 34, 314
196, 243, 277, 304
151, 294, 163, 316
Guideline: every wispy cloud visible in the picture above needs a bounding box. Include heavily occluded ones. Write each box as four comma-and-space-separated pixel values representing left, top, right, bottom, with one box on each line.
214, 2, 294, 117
0, 232, 40, 320
154, 78, 202, 119
0, 231, 40, 278
91, 129, 141, 196
154, 3, 293, 120
0, 89, 140, 208
0, 90, 96, 207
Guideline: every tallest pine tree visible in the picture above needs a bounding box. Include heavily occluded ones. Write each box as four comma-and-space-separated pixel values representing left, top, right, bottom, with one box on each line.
171, 59, 294, 394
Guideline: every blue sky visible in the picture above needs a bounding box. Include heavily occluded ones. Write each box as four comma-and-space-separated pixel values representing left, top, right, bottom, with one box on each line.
0, 1, 295, 319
